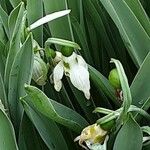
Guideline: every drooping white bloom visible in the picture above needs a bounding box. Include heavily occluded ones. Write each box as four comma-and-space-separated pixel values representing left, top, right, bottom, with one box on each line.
74, 123, 108, 150
53, 52, 90, 99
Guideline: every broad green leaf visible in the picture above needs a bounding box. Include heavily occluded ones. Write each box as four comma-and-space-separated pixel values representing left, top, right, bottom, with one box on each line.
18, 114, 49, 150
27, 0, 43, 46
4, 2, 24, 90
113, 116, 143, 150
0, 109, 18, 150
111, 59, 132, 116
131, 52, 150, 107
0, 5, 9, 38
67, 81, 97, 123
8, 34, 33, 129
83, 0, 116, 59
43, 0, 73, 40
22, 85, 89, 133
21, 101, 68, 150
0, 74, 7, 108
135, 97, 150, 121
88, 65, 117, 105
71, 16, 93, 65
124, 0, 150, 36
99, 0, 150, 67
0, 48, 5, 78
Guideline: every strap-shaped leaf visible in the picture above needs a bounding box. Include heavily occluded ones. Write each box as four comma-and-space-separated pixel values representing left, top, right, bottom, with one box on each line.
0, 5, 9, 38
89, 65, 117, 105
113, 115, 143, 150
43, 0, 73, 40
0, 109, 18, 150
99, 0, 150, 67
21, 101, 68, 150
131, 52, 150, 107
8, 34, 34, 129
21, 85, 88, 133
4, 2, 24, 89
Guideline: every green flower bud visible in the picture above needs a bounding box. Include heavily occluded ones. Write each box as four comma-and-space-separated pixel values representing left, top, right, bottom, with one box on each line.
108, 68, 121, 89
61, 46, 74, 57
100, 119, 116, 131
32, 56, 48, 86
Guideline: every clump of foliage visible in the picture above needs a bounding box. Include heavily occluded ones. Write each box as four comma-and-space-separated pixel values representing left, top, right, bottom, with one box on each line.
0, 0, 150, 150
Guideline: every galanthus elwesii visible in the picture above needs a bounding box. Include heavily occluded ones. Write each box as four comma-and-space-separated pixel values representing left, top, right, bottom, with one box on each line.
53, 51, 91, 99
74, 123, 108, 150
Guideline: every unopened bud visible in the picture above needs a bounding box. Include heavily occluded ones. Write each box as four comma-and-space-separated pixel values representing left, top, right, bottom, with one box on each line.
61, 46, 74, 57
32, 56, 48, 86
108, 68, 121, 89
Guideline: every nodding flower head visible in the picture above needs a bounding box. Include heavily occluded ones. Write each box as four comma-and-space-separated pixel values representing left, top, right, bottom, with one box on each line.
74, 123, 108, 150
52, 51, 90, 99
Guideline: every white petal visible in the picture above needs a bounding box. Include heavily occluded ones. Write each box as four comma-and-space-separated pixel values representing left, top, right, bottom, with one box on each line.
70, 64, 90, 99
29, 10, 71, 30
76, 55, 88, 69
53, 61, 64, 82
54, 80, 63, 92
86, 135, 109, 150
53, 61, 64, 91
54, 51, 62, 63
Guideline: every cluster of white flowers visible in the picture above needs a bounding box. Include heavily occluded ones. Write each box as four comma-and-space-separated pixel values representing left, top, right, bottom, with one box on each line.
52, 51, 91, 99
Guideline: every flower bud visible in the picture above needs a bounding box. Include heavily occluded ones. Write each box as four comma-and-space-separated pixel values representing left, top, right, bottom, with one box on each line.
32, 56, 48, 86
61, 46, 74, 57
108, 68, 121, 89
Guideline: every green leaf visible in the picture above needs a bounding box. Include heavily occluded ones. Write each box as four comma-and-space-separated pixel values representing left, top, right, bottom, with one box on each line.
88, 65, 117, 105
113, 115, 143, 150
0, 4, 9, 38
111, 59, 132, 117
43, 0, 73, 40
0, 109, 18, 150
99, 0, 150, 67
8, 34, 34, 129
9, 0, 21, 8
45, 37, 81, 50
18, 114, 49, 150
21, 101, 68, 150
4, 2, 24, 90
71, 17, 93, 65
124, 0, 150, 37
131, 52, 150, 107
22, 85, 89, 133
67, 81, 97, 123
27, 0, 43, 46
0, 74, 7, 108
83, 0, 116, 59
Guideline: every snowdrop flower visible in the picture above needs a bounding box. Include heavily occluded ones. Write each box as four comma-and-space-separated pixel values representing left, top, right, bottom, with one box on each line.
53, 51, 90, 99
74, 123, 108, 150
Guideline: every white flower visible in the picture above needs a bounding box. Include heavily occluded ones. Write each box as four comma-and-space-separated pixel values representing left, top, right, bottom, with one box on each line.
74, 123, 108, 150
86, 136, 109, 150
53, 52, 90, 99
